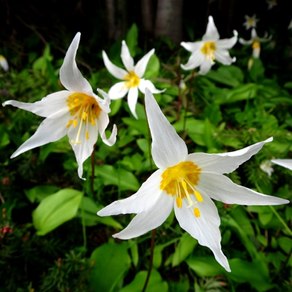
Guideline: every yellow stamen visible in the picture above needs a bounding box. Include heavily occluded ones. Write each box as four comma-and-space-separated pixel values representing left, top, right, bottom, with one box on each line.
252, 41, 260, 49
66, 120, 73, 128
194, 207, 201, 218
124, 71, 140, 88
176, 197, 183, 208
201, 42, 216, 63
195, 190, 203, 202
73, 120, 78, 128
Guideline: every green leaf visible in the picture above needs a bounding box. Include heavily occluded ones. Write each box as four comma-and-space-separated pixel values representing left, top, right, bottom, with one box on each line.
88, 242, 131, 292
143, 54, 160, 79
24, 185, 60, 203
120, 269, 168, 292
172, 232, 197, 267
278, 237, 292, 254
249, 58, 265, 82
32, 189, 83, 235
126, 23, 138, 57
95, 164, 140, 191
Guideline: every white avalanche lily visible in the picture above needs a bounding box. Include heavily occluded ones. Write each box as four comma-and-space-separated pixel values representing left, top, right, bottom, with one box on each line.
180, 16, 237, 75
0, 55, 9, 71
243, 14, 259, 30
102, 41, 164, 119
239, 28, 272, 58
98, 88, 289, 272
2, 32, 117, 179
272, 159, 292, 171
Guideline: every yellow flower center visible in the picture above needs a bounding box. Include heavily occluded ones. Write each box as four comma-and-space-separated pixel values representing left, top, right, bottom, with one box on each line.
66, 92, 101, 145
160, 161, 202, 217
201, 42, 216, 63
248, 19, 254, 25
124, 71, 140, 88
252, 41, 260, 49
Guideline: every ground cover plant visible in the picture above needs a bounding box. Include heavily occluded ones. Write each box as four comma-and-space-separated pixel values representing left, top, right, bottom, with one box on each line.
0, 1, 292, 291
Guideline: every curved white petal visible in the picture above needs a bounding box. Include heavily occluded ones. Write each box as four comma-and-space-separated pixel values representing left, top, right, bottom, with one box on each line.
11, 110, 69, 158
215, 31, 238, 49
187, 137, 273, 174
108, 82, 129, 100
174, 195, 230, 272
272, 159, 292, 171
198, 173, 290, 205
127, 87, 139, 119
214, 49, 236, 65
138, 79, 165, 94
199, 58, 213, 75
112, 193, 173, 240
0, 55, 9, 71
102, 51, 128, 80
251, 28, 258, 39
239, 38, 253, 45
145, 88, 188, 168
202, 16, 220, 42
98, 110, 117, 146
180, 41, 203, 53
134, 48, 155, 78
3, 91, 70, 118
181, 52, 205, 71
59, 33, 93, 95
98, 169, 164, 216
96, 89, 111, 112
121, 40, 135, 72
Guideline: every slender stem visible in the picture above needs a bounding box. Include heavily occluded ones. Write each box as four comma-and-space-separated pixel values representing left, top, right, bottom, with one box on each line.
142, 229, 156, 292
183, 69, 195, 133
90, 143, 96, 195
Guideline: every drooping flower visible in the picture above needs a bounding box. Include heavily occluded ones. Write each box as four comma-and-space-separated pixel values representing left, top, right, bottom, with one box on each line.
239, 28, 272, 58
2, 32, 117, 179
97, 88, 289, 272
272, 159, 292, 171
0, 55, 9, 72
266, 0, 277, 9
180, 16, 237, 75
102, 41, 165, 119
260, 160, 274, 177
243, 14, 259, 30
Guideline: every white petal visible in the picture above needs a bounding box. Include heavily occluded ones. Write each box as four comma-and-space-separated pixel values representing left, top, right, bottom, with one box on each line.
0, 55, 9, 71
214, 49, 236, 65
138, 79, 165, 94
121, 40, 135, 72
97, 169, 164, 216
3, 90, 70, 118
174, 195, 230, 272
198, 172, 289, 205
253, 47, 260, 58
59, 33, 93, 95
180, 41, 203, 52
180, 52, 205, 71
108, 82, 129, 100
127, 87, 139, 119
272, 159, 292, 171
11, 111, 69, 158
202, 16, 220, 42
96, 89, 111, 112
102, 51, 128, 80
251, 28, 258, 39
199, 58, 213, 75
187, 137, 273, 174
145, 88, 188, 168
239, 38, 253, 45
112, 193, 173, 240
98, 110, 117, 146
215, 31, 238, 49
134, 48, 155, 78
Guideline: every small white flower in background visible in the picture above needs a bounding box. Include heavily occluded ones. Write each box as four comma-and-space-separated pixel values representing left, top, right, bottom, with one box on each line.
260, 160, 274, 177
243, 15, 259, 30
102, 41, 165, 119
272, 159, 292, 171
98, 88, 289, 272
239, 28, 272, 58
0, 55, 9, 72
266, 0, 277, 9
180, 16, 237, 75
2, 32, 117, 179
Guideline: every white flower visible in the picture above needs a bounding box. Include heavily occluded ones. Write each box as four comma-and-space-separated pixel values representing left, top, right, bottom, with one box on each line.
180, 16, 237, 75
2, 32, 117, 179
272, 159, 292, 171
243, 15, 259, 30
98, 88, 289, 272
102, 41, 165, 119
266, 0, 277, 9
260, 160, 274, 177
239, 28, 272, 58
0, 55, 9, 72
288, 20, 292, 30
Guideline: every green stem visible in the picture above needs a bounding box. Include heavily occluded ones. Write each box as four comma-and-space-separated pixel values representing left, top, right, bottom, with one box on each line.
81, 201, 87, 249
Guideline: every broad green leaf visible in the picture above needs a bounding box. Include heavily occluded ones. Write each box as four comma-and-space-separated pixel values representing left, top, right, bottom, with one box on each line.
278, 237, 292, 254
32, 189, 83, 235
88, 242, 131, 292
122, 117, 148, 137
143, 54, 160, 79
24, 185, 60, 203
109, 98, 122, 116
119, 269, 168, 292
95, 164, 140, 191
126, 23, 138, 57
249, 58, 265, 82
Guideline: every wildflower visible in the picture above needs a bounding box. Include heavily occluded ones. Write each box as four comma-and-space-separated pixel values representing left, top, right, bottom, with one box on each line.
98, 88, 289, 272
2, 33, 117, 179
180, 16, 237, 75
271, 159, 292, 171
0, 55, 9, 71
239, 28, 272, 58
243, 14, 259, 30
260, 160, 274, 177
102, 41, 165, 118
266, 0, 277, 9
